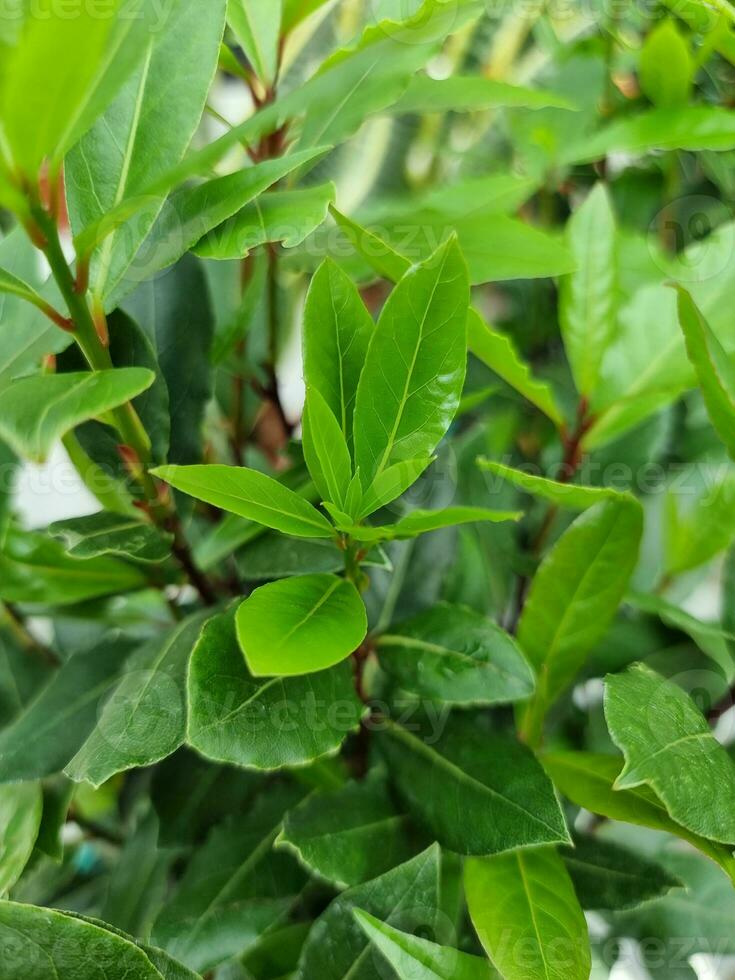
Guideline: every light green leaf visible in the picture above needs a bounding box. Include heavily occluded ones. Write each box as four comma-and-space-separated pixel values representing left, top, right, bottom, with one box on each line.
152, 464, 335, 538
236, 573, 367, 676
151, 785, 306, 972
358, 458, 433, 519
543, 751, 735, 875
559, 183, 617, 396
187, 606, 364, 769
194, 182, 335, 259
464, 848, 591, 980
353, 238, 469, 486
136, 148, 329, 280
0, 264, 51, 311
468, 311, 564, 427
0, 642, 127, 783
0, 369, 154, 462
296, 845, 441, 980
334, 506, 522, 543
604, 663, 735, 844
0, 901, 169, 979
65, 612, 210, 788
376, 602, 535, 705
0, 782, 42, 894
278, 770, 418, 888
281, 0, 331, 32
561, 833, 681, 912
354, 909, 495, 979
517, 500, 643, 745
389, 73, 576, 114
66, 0, 226, 302
302, 387, 353, 510
665, 471, 735, 575
378, 712, 570, 855
329, 204, 411, 283
227, 0, 282, 85
564, 106, 735, 164
49, 512, 173, 563
0, 528, 147, 606
640, 19, 692, 108
676, 287, 735, 459
302, 258, 374, 454
478, 459, 636, 511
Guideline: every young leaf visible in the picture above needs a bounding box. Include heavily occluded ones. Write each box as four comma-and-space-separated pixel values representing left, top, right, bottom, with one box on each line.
478, 459, 635, 510
517, 500, 643, 745
665, 471, 735, 575
0, 369, 154, 462
389, 73, 576, 114
376, 602, 535, 705
227, 0, 282, 86
151, 785, 307, 972
604, 663, 735, 844
354, 909, 495, 980
302, 258, 374, 454
543, 751, 735, 873
49, 512, 173, 563
0, 642, 128, 783
195, 182, 336, 260
464, 848, 591, 980
152, 464, 335, 537
353, 238, 470, 487
640, 19, 693, 108
378, 712, 570, 855
296, 845, 441, 980
0, 782, 42, 894
561, 833, 681, 912
0, 901, 169, 979
278, 770, 418, 888
676, 287, 735, 459
357, 458, 433, 519
187, 606, 364, 769
334, 505, 522, 544
302, 387, 353, 510
235, 573, 367, 676
559, 183, 617, 397
65, 612, 211, 788
66, 0, 227, 302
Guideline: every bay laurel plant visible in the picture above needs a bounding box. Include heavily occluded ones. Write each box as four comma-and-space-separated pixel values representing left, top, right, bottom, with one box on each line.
3, 0, 735, 978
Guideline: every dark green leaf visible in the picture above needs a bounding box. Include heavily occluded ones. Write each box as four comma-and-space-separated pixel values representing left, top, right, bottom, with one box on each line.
49, 512, 173, 563
0, 781, 42, 893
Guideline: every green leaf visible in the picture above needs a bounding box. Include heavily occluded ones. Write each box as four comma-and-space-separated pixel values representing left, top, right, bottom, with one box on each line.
187, 606, 364, 768
0, 528, 147, 606
376, 602, 535, 705
302, 387, 353, 510
0, 369, 154, 462
302, 258, 374, 454
665, 471, 735, 575
354, 909, 495, 979
353, 238, 469, 487
464, 848, 591, 980
0, 264, 51, 311
378, 712, 570, 855
605, 663, 735, 844
676, 287, 735, 459
66, 0, 227, 302
564, 106, 735, 164
281, 0, 331, 32
278, 771, 418, 889
543, 751, 735, 874
640, 19, 692, 108
236, 573, 367, 676
478, 459, 635, 510
194, 182, 335, 260
237, 534, 345, 580
296, 845, 441, 980
0, 642, 128, 783
0, 901, 169, 979
65, 613, 210, 788
468, 311, 564, 427
152, 464, 334, 537
140, 149, 329, 278
49, 512, 173, 563
0, 782, 42, 894
358, 458, 433, 519
151, 785, 306, 972
389, 73, 576, 114
227, 0, 282, 85
559, 183, 617, 397
0, 629, 53, 728
561, 833, 680, 912
333, 506, 522, 543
